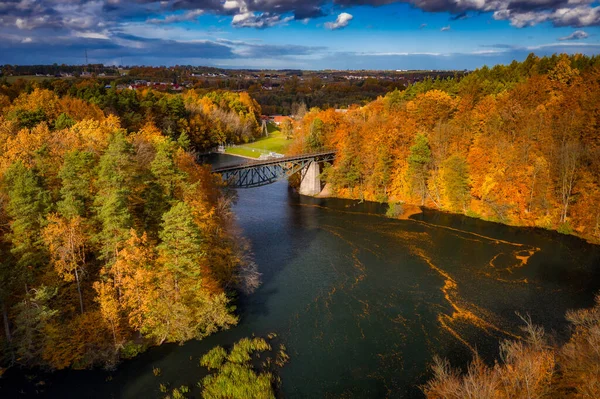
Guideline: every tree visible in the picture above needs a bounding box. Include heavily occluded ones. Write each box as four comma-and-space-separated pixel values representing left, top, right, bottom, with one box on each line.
280, 118, 293, 140
42, 214, 88, 314
4, 161, 49, 279
199, 338, 277, 399
53, 113, 75, 130
57, 150, 95, 219
558, 141, 581, 224
150, 140, 184, 200
307, 118, 324, 150
12, 286, 57, 365
441, 155, 470, 212
93, 280, 122, 350
407, 133, 432, 205
114, 230, 156, 333
158, 201, 204, 292
94, 133, 134, 265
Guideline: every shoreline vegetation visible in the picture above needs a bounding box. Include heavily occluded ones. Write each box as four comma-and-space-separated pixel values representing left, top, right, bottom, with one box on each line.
424, 294, 600, 398
289, 53, 600, 245
0, 85, 265, 372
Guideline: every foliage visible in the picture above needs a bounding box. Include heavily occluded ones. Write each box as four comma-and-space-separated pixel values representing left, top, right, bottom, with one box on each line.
0, 86, 252, 370
291, 54, 600, 242
386, 202, 404, 218
198, 337, 283, 399
424, 294, 600, 398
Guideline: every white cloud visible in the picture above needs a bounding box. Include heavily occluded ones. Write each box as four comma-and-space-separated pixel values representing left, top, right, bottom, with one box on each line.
325, 12, 353, 30
73, 31, 110, 40
146, 9, 204, 25
441, 25, 451, 31
231, 12, 293, 28
558, 30, 589, 40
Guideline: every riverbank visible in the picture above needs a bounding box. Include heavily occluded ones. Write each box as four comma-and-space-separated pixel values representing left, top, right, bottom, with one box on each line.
311, 184, 599, 245
2, 174, 600, 398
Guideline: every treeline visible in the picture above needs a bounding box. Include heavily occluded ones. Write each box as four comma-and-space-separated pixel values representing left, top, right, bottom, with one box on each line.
291, 53, 600, 243
425, 294, 600, 398
1, 64, 119, 77
0, 89, 258, 370
0, 80, 263, 152
249, 76, 405, 115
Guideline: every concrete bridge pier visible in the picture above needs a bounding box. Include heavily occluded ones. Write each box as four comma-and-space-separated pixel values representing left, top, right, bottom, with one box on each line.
299, 161, 321, 196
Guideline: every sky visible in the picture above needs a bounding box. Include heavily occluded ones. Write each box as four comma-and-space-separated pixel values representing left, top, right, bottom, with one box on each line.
1, 1, 600, 70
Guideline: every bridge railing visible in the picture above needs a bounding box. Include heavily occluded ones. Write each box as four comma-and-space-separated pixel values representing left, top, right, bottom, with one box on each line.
211, 150, 336, 173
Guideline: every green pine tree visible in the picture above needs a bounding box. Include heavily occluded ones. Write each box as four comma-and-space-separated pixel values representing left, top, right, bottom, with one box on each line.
94, 133, 134, 264
58, 150, 95, 219
158, 201, 204, 284
407, 133, 432, 205
4, 161, 50, 275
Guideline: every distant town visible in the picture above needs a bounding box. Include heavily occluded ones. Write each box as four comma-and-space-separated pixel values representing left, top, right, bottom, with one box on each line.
0, 64, 466, 115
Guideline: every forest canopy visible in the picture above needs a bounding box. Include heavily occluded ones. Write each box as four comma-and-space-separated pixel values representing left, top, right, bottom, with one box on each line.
290, 53, 600, 243
0, 87, 259, 369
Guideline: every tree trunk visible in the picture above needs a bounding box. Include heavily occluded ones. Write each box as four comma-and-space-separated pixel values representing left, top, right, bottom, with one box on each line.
74, 268, 84, 315
527, 169, 537, 213
2, 302, 11, 344
2, 302, 14, 363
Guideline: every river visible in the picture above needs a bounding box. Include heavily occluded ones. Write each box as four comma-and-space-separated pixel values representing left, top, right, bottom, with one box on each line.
2, 153, 600, 398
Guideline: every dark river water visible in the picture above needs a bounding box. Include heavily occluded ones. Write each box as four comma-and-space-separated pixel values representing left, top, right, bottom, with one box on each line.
3, 153, 600, 398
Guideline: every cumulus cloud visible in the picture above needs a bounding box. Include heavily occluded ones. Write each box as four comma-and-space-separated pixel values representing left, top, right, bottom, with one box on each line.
1, 0, 600, 37
232, 12, 293, 28
558, 30, 589, 40
325, 12, 353, 30
1, 0, 600, 67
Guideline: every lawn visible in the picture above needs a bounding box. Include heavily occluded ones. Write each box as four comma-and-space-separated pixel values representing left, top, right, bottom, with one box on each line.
225, 123, 292, 159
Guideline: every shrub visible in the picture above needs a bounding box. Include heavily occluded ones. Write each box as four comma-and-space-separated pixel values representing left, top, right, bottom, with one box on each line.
386, 202, 404, 218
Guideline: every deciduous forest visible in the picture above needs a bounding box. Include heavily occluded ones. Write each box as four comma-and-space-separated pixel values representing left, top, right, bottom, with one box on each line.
291, 54, 600, 243
0, 85, 261, 369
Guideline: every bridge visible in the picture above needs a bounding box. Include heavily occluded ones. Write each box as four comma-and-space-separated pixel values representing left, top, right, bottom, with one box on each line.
212, 151, 336, 195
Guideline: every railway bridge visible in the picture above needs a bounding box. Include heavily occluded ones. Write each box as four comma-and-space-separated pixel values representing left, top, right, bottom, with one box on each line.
211, 151, 336, 195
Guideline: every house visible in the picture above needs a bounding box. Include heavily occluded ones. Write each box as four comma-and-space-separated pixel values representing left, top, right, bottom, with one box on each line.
272, 115, 292, 126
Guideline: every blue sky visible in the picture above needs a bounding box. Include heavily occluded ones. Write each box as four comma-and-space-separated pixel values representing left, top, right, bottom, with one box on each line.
1, 1, 600, 70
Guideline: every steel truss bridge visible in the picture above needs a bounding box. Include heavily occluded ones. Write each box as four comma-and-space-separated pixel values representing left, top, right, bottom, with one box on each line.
212, 151, 336, 188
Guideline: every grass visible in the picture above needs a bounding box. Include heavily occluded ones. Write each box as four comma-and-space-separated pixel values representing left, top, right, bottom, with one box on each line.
225, 123, 292, 159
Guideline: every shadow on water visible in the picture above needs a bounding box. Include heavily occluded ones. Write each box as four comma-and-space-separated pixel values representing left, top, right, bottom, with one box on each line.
2, 156, 600, 398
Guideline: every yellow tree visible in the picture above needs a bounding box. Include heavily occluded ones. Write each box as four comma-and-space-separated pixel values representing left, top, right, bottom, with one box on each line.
42, 214, 88, 314
93, 280, 122, 351
114, 230, 156, 333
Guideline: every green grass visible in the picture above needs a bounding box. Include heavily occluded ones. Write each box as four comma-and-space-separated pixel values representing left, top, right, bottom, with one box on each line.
225, 123, 292, 159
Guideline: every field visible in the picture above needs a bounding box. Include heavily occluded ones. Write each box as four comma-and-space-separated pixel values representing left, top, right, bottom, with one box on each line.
225, 123, 292, 159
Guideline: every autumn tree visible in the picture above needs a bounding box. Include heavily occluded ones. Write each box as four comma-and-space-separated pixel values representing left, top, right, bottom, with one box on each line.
43, 215, 88, 314
441, 155, 470, 212
280, 118, 293, 140
307, 118, 324, 150
407, 134, 432, 205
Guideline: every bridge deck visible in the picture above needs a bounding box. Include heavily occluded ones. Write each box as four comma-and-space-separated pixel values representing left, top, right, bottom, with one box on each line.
211, 150, 336, 173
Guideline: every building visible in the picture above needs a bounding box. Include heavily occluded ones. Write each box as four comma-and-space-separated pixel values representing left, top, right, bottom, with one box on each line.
272, 115, 292, 126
